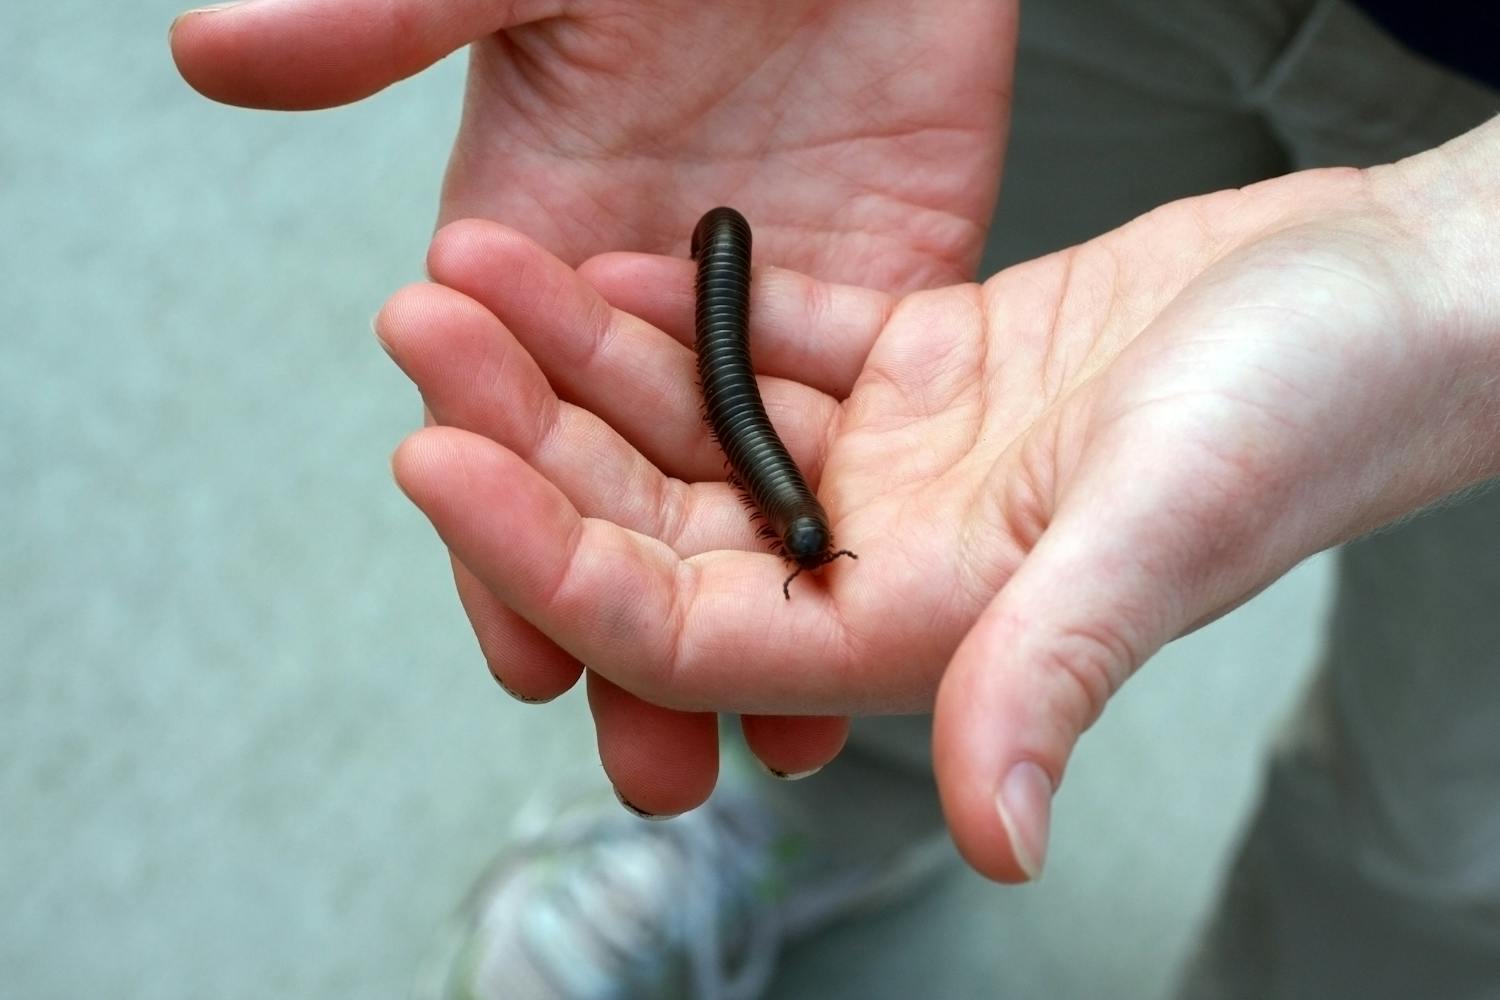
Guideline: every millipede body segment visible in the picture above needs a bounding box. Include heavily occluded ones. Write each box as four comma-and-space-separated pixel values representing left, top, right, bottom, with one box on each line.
690, 206, 856, 598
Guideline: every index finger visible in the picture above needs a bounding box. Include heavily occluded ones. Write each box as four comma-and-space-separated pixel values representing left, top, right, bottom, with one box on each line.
394, 426, 873, 716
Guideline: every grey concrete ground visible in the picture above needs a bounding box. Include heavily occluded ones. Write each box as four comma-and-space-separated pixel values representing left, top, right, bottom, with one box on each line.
2, 4, 1331, 998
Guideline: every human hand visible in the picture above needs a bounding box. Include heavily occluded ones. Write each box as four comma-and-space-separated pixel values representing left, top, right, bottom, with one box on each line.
169, 0, 1014, 289
174, 1, 1016, 789
382, 118, 1500, 879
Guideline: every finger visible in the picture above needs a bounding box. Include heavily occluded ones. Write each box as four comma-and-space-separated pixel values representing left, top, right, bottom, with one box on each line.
425, 220, 840, 484
169, 0, 560, 110
378, 281, 761, 553
739, 715, 850, 780
416, 341, 582, 702
452, 554, 583, 702
392, 427, 866, 714
411, 428, 856, 809
432, 385, 839, 786
578, 252, 895, 398
587, 673, 718, 818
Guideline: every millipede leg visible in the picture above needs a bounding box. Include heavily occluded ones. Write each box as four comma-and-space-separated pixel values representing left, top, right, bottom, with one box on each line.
782, 566, 804, 600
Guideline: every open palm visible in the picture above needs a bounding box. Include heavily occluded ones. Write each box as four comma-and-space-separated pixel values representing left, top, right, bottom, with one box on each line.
382, 154, 1477, 879
170, 0, 1014, 289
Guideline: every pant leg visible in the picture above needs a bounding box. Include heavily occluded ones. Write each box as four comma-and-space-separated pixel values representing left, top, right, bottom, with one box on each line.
1176, 4, 1500, 998
1179, 488, 1500, 1000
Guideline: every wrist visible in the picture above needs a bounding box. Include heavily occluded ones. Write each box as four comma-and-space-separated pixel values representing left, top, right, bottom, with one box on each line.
1367, 116, 1500, 494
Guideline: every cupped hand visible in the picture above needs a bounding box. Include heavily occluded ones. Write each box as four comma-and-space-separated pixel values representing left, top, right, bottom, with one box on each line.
174, 0, 1016, 797
170, 0, 1014, 289
381, 129, 1500, 878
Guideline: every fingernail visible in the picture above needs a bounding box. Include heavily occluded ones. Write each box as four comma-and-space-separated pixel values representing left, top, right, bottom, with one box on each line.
371, 314, 396, 359
171, 0, 247, 34
754, 757, 822, 781
995, 761, 1053, 881
612, 786, 676, 822
492, 671, 555, 705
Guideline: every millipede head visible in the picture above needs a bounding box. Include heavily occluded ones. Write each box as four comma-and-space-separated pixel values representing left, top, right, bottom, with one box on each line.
783, 516, 832, 568
781, 549, 858, 600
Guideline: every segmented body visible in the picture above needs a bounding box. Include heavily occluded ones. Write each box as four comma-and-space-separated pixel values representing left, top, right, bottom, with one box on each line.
690, 206, 856, 598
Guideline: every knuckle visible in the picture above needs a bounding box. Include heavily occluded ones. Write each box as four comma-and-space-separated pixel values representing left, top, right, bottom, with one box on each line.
1032, 620, 1139, 733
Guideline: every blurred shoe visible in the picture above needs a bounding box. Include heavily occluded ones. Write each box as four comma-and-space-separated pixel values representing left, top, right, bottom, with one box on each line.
416, 785, 953, 1000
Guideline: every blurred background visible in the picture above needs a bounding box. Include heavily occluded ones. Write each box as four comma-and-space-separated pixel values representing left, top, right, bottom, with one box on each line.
2, 3, 1332, 997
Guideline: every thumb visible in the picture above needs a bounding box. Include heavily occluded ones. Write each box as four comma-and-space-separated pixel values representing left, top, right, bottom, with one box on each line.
169, 0, 554, 110
932, 496, 1193, 884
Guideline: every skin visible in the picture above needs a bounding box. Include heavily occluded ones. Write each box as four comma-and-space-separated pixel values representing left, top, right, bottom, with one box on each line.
168, 0, 1013, 288
379, 120, 1500, 880
170, 0, 1015, 811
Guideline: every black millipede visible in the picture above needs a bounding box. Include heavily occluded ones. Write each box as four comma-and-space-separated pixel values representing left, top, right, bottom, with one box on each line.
690, 206, 856, 599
